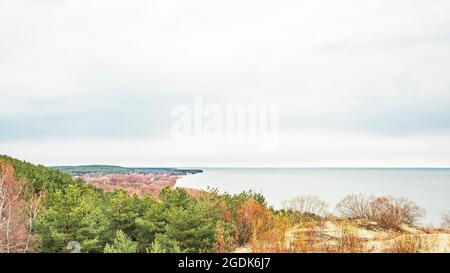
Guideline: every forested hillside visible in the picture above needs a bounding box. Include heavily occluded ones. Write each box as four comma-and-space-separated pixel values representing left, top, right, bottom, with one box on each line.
1, 155, 449, 253
53, 165, 202, 176
0, 155, 269, 253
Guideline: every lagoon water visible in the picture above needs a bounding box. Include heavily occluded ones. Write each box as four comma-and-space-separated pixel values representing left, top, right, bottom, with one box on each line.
177, 168, 450, 226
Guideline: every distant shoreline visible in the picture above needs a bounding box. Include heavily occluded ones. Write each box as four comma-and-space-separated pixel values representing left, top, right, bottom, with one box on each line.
51, 165, 203, 176
52, 165, 203, 197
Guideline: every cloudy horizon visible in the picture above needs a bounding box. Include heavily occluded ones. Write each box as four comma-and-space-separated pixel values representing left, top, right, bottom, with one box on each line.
1, 0, 450, 167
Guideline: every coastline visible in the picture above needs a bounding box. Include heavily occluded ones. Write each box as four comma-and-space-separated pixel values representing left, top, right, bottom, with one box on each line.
70, 168, 204, 198
176, 167, 450, 226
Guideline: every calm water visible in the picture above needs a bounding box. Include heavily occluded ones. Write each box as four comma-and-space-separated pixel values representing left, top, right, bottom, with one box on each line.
177, 168, 450, 226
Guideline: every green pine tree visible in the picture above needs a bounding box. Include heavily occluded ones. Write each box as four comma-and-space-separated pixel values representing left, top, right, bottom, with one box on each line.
104, 230, 137, 253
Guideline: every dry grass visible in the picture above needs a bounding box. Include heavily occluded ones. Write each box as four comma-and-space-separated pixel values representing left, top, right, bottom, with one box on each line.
244, 197, 446, 253
335, 223, 366, 253
250, 215, 325, 253
247, 216, 449, 253
250, 213, 292, 253
384, 234, 438, 253
289, 222, 322, 252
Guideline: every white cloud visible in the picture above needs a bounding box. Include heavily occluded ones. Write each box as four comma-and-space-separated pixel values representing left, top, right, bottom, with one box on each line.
1, 0, 449, 166
2, 132, 450, 167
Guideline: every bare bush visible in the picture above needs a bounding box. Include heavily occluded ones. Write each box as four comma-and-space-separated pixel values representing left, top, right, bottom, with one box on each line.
370, 197, 424, 228
336, 194, 372, 219
441, 212, 450, 230
282, 196, 328, 217
336, 194, 425, 229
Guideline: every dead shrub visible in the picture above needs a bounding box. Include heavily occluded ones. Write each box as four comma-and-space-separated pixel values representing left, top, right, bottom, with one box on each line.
336, 194, 372, 219
370, 197, 424, 228
282, 195, 328, 218
441, 212, 450, 230
336, 195, 425, 229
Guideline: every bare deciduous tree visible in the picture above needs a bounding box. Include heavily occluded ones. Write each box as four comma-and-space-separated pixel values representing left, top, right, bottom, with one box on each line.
442, 212, 450, 230
282, 195, 328, 217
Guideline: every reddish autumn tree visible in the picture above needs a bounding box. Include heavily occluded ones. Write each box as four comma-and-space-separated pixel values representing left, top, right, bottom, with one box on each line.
0, 162, 42, 253
237, 198, 267, 244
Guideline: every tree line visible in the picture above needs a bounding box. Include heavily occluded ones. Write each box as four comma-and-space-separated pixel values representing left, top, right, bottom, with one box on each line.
0, 155, 269, 253
2, 155, 443, 253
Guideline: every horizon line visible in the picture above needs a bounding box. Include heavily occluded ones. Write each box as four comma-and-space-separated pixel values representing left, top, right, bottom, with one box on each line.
47, 165, 450, 169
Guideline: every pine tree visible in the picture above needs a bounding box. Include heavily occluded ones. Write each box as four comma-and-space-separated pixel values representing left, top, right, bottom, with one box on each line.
36, 184, 110, 252
104, 230, 137, 253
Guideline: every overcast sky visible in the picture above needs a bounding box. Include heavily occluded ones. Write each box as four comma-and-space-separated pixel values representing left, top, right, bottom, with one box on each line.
1, 0, 450, 167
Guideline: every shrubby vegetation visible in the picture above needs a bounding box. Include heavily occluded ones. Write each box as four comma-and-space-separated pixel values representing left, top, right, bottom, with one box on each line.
442, 212, 450, 230
335, 194, 425, 229
281, 195, 328, 217
104, 230, 138, 253
0, 155, 270, 253
384, 234, 438, 253
1, 155, 446, 253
